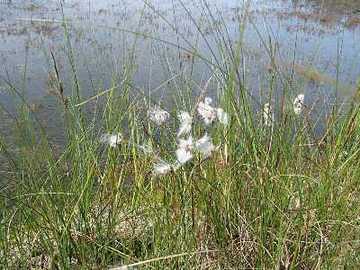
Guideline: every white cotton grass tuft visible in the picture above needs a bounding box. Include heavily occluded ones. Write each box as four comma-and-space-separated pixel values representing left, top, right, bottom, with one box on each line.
293, 94, 305, 115
175, 148, 193, 165
137, 142, 153, 155
147, 105, 170, 125
100, 133, 122, 147
216, 108, 229, 126
204, 97, 213, 105
195, 133, 215, 157
176, 136, 193, 165
153, 159, 172, 175
197, 97, 229, 126
177, 111, 192, 137
178, 136, 193, 151
197, 97, 217, 125
149, 96, 228, 175
263, 103, 273, 127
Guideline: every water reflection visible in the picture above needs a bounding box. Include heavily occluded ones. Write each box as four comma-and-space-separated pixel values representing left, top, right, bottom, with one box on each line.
0, 0, 359, 144
286, 0, 360, 29
292, 0, 360, 13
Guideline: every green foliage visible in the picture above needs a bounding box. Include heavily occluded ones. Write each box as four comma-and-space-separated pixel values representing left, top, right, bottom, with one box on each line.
0, 2, 360, 269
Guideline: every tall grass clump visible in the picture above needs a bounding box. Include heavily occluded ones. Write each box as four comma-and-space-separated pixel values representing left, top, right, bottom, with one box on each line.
0, 0, 360, 269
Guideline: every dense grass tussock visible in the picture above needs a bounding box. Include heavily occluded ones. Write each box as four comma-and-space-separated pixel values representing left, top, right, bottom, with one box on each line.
1, 2, 360, 269
1, 77, 360, 269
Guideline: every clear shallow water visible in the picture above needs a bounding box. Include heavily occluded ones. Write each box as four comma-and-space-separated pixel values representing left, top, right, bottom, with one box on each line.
0, 0, 359, 144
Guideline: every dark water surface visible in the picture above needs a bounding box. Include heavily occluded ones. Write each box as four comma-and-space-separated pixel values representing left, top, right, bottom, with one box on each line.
0, 0, 359, 143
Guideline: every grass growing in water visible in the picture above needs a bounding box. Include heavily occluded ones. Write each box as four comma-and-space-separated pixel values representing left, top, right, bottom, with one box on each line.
0, 1, 360, 269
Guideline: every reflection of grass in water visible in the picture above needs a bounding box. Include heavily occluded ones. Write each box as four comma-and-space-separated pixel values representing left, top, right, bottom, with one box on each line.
291, 63, 354, 94
0, 0, 360, 269
294, 0, 360, 13
293, 64, 327, 83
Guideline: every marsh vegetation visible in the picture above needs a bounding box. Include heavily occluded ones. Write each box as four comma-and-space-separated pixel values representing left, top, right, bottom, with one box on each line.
0, 0, 360, 268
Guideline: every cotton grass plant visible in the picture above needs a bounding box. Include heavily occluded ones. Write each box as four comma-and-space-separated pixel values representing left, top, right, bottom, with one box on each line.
141, 96, 228, 176
0, 1, 360, 269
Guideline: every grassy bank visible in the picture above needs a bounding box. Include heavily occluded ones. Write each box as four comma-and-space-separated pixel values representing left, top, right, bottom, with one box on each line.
1, 1, 360, 269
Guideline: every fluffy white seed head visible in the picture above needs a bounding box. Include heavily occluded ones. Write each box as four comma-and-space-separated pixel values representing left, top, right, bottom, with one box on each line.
137, 142, 153, 155
195, 133, 215, 158
204, 97, 213, 105
293, 94, 305, 115
178, 136, 193, 151
175, 148, 193, 164
100, 133, 122, 147
153, 160, 172, 175
216, 108, 229, 126
177, 111, 192, 137
148, 105, 170, 125
197, 98, 217, 125
263, 103, 273, 127
176, 136, 193, 164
